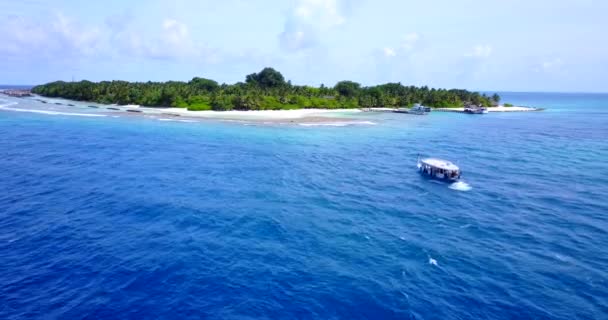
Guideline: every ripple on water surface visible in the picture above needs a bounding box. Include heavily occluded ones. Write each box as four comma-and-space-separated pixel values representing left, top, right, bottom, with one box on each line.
0, 93, 607, 319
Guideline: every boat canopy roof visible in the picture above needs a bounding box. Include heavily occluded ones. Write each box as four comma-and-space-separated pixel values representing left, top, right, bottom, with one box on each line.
420, 158, 459, 171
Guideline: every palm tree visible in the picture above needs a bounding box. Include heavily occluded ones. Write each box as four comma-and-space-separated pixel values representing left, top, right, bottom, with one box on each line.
492, 93, 501, 104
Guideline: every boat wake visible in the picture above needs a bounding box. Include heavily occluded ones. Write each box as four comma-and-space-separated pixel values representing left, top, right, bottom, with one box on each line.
449, 181, 472, 192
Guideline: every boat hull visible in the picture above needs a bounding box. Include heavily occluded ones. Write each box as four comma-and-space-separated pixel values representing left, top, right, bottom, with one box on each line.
395, 105, 430, 115
394, 109, 427, 115
419, 170, 460, 182
464, 108, 488, 114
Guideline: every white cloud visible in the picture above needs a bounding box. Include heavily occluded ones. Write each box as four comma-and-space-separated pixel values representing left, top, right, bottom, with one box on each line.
279, 0, 347, 51
163, 19, 188, 41
143, 18, 203, 59
401, 32, 420, 51
541, 58, 563, 71
0, 13, 103, 59
294, 0, 345, 27
466, 44, 493, 58
110, 17, 202, 60
279, 23, 316, 52
383, 47, 396, 57
379, 32, 420, 58
0, 13, 219, 63
52, 14, 103, 55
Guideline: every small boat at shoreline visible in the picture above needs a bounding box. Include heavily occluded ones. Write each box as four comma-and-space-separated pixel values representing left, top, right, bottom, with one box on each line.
464, 105, 488, 114
394, 103, 431, 115
417, 156, 461, 181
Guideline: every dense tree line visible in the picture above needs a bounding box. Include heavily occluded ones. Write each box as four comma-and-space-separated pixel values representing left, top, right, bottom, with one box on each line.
32, 68, 498, 111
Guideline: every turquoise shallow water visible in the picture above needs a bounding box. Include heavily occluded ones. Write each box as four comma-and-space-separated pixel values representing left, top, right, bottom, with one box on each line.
1, 92, 607, 319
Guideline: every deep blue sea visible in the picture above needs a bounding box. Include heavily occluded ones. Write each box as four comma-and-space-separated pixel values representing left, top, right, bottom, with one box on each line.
1, 92, 607, 319
0, 85, 33, 90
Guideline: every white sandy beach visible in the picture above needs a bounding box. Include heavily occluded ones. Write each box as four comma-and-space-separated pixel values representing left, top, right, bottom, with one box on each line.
137, 106, 363, 120
489, 106, 538, 112
11, 95, 542, 124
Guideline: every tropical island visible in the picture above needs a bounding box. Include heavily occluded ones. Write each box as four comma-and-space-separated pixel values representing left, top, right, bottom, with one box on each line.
32, 68, 501, 111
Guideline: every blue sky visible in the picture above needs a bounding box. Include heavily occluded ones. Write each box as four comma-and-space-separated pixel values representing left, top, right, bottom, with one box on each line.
1, 0, 607, 92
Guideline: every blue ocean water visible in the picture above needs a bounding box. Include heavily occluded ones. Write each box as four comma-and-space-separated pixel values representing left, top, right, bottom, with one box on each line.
0, 85, 33, 90
1, 93, 607, 319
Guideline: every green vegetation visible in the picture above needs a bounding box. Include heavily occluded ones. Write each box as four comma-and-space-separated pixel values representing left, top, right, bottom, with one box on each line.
32, 67, 498, 111
492, 93, 501, 104
504, 103, 513, 107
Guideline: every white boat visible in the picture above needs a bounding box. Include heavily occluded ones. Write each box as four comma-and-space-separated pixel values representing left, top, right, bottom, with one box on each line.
409, 104, 428, 115
417, 157, 461, 181
464, 105, 488, 114
395, 103, 430, 115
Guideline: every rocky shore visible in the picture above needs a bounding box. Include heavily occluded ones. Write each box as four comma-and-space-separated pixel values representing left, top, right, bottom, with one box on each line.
0, 89, 32, 98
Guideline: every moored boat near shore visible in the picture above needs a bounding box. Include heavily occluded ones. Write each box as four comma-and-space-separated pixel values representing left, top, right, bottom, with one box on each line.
464, 105, 488, 114
394, 103, 431, 115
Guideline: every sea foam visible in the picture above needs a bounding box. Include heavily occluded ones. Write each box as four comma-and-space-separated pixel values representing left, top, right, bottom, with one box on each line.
0, 104, 107, 117
449, 181, 472, 191
0, 101, 18, 108
299, 121, 377, 127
